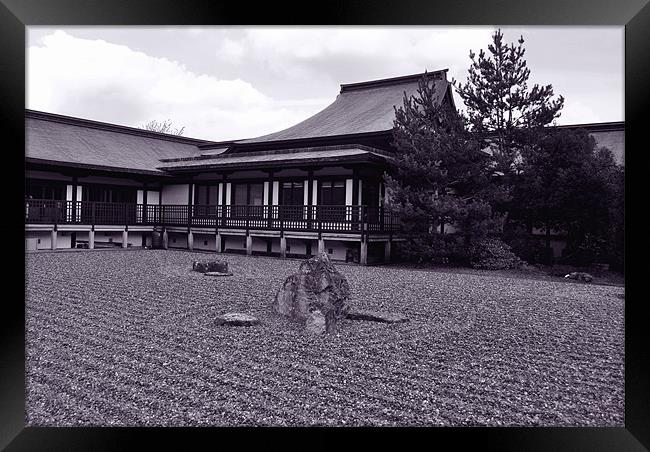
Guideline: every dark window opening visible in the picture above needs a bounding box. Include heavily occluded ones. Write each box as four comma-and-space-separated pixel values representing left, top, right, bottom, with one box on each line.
320, 181, 346, 205
281, 182, 304, 205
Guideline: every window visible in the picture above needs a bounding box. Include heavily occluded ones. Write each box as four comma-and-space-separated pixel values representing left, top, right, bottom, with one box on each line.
194, 185, 218, 205
250, 183, 264, 206
281, 182, 303, 205
25, 181, 65, 200
231, 182, 265, 217
83, 185, 136, 203
233, 183, 248, 205
320, 180, 346, 205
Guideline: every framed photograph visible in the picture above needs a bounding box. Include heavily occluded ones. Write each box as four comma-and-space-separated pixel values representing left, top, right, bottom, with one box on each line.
3, 0, 645, 449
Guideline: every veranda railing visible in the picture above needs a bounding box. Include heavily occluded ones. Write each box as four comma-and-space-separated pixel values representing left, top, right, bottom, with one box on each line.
24, 199, 401, 233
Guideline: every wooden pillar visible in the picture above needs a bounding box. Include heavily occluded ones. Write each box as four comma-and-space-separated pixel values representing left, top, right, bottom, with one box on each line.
384, 240, 391, 263
187, 181, 194, 230
221, 174, 228, 227
280, 236, 287, 258
216, 232, 222, 253
307, 169, 314, 228
162, 229, 169, 250
187, 231, 194, 250
122, 230, 128, 248
51, 229, 57, 250
318, 238, 325, 254
89, 230, 95, 250
246, 235, 252, 256
352, 168, 359, 206
71, 176, 78, 223
360, 240, 368, 266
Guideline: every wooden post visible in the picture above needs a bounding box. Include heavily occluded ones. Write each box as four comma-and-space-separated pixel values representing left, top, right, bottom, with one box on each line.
307, 169, 314, 229
280, 235, 287, 258
360, 240, 368, 266
384, 240, 391, 264
318, 238, 325, 254
352, 168, 359, 230
246, 235, 252, 256
89, 230, 95, 250
216, 232, 222, 253
267, 171, 274, 229
187, 231, 194, 250
51, 229, 57, 250
122, 230, 128, 248
162, 229, 169, 250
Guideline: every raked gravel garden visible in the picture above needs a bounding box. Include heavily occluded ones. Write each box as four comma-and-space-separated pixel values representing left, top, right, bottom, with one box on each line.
25, 249, 625, 426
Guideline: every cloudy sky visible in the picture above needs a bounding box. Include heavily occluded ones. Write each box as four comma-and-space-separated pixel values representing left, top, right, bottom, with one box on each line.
27, 26, 623, 141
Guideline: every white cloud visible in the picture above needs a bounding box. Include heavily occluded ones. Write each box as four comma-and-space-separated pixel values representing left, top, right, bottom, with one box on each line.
27, 27, 624, 141
27, 30, 329, 140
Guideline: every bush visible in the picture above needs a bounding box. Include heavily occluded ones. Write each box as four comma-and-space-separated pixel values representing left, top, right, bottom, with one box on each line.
392, 234, 465, 266
470, 237, 523, 270
506, 235, 546, 264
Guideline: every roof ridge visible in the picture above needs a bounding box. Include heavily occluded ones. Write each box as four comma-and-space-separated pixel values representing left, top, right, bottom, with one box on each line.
339, 69, 448, 93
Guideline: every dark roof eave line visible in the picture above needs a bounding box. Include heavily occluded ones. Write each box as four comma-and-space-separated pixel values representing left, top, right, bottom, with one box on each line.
157, 154, 391, 173
26, 157, 173, 177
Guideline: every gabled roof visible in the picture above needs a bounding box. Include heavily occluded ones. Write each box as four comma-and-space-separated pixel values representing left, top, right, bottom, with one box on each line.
236, 70, 452, 145
25, 110, 212, 174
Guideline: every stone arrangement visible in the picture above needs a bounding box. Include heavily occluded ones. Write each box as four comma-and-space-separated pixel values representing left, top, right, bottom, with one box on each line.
192, 260, 233, 276
564, 272, 594, 283
273, 253, 351, 335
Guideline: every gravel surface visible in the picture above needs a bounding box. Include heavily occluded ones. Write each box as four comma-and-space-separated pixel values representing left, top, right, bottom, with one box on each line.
25, 250, 624, 426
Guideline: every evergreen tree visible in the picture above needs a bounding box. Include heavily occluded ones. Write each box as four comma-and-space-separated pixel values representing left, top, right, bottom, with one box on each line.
454, 29, 564, 178
512, 128, 620, 264
384, 73, 506, 264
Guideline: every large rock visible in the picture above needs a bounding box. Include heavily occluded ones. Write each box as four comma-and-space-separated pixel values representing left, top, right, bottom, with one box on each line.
273, 253, 350, 334
193, 260, 229, 274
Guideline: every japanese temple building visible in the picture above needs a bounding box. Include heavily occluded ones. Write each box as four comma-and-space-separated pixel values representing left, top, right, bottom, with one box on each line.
25, 69, 625, 264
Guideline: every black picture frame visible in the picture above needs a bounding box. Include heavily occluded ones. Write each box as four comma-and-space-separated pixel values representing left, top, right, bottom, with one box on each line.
2, 0, 646, 449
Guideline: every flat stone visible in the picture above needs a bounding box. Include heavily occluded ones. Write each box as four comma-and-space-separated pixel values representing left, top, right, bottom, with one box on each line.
215, 313, 260, 326
346, 309, 408, 324
204, 271, 234, 277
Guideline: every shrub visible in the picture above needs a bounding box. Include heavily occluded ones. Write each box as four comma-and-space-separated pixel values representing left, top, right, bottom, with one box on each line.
470, 237, 523, 270
393, 234, 464, 266
506, 235, 546, 264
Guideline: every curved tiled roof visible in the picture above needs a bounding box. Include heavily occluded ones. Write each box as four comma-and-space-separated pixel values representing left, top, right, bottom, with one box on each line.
237, 71, 451, 144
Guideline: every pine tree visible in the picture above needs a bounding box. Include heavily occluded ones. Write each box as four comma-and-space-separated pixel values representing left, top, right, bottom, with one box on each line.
454, 29, 564, 177
384, 73, 506, 263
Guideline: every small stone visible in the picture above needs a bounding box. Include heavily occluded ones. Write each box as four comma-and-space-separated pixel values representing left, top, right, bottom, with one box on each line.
564, 272, 594, 283
215, 313, 260, 326
346, 309, 408, 324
